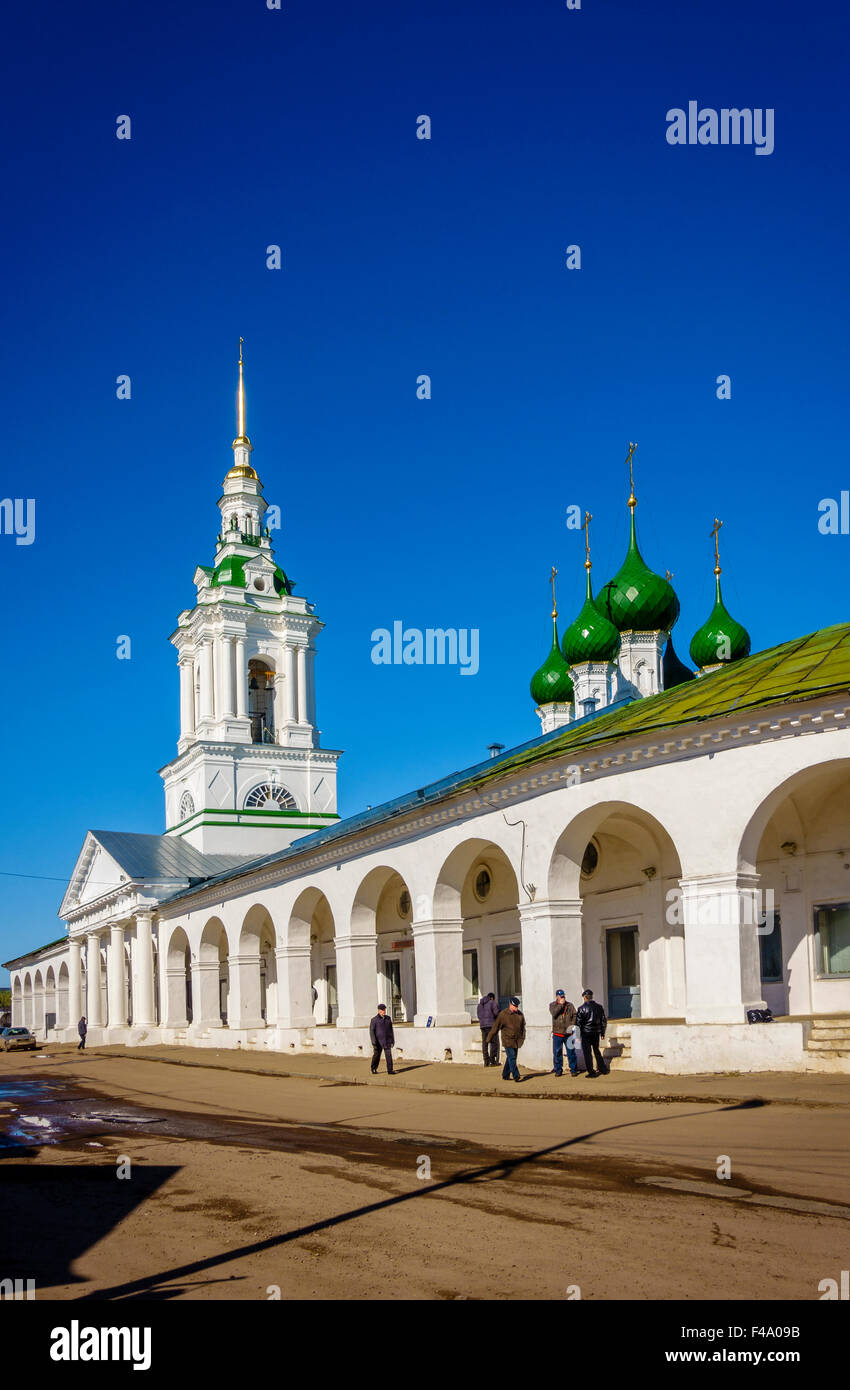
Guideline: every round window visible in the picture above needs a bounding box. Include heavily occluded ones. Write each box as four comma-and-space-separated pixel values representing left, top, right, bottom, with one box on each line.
254, 577, 266, 592
473, 866, 492, 901
581, 841, 599, 877
398, 889, 411, 917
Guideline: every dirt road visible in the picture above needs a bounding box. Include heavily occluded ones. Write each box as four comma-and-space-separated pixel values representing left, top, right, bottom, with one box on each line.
2, 1049, 848, 1301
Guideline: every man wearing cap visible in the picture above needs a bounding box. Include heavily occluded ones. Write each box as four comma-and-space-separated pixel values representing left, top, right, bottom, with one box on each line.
575, 988, 608, 1077
486, 997, 526, 1082
369, 1003, 395, 1075
549, 990, 578, 1077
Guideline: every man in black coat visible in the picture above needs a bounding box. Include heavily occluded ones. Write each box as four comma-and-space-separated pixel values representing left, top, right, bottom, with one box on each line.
476, 992, 500, 1066
77, 1016, 87, 1052
575, 989, 608, 1077
369, 1003, 395, 1075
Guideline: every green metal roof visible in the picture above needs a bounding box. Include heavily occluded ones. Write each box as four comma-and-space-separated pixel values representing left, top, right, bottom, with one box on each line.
462, 620, 850, 791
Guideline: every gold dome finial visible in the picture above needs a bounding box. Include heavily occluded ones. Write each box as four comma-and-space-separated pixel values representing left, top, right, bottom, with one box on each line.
710, 517, 723, 576
582, 510, 593, 571
549, 565, 558, 620
626, 442, 637, 510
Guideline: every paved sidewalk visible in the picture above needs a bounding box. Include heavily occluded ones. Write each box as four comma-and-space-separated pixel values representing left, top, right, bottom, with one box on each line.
19, 1041, 850, 1108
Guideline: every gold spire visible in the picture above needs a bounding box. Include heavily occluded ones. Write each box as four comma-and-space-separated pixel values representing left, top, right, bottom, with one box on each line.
710, 518, 723, 575
582, 510, 593, 570
550, 565, 558, 620
227, 337, 258, 480
236, 337, 249, 444
626, 442, 637, 510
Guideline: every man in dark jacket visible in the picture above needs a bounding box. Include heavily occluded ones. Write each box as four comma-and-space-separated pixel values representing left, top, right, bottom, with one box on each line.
487, 997, 526, 1082
477, 992, 500, 1066
549, 989, 578, 1077
576, 989, 608, 1077
369, 1003, 395, 1075
77, 1016, 87, 1052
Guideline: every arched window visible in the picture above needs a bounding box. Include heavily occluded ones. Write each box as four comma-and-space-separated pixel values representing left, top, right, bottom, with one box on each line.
244, 783, 296, 811
179, 791, 195, 821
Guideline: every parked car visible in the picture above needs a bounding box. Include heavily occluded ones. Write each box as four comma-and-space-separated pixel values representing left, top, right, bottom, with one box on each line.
0, 1027, 38, 1052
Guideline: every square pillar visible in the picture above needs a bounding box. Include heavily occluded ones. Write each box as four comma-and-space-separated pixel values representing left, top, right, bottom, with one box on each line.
412, 919, 470, 1027
228, 953, 265, 1029
519, 899, 584, 1027
189, 960, 223, 1029
274, 944, 314, 1028
681, 873, 767, 1024
334, 933, 378, 1028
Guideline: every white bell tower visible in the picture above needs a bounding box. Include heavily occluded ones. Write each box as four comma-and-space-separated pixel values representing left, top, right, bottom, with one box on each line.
159, 342, 343, 855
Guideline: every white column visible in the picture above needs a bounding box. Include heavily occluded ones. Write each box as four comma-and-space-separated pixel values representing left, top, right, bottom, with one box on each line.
67, 938, 82, 1030
681, 872, 767, 1024
179, 658, 195, 738
190, 960, 223, 1029
235, 637, 247, 718
335, 933, 378, 1028
412, 918, 470, 1027
220, 637, 235, 717
107, 924, 126, 1028
274, 944, 315, 1028
519, 899, 585, 1028
229, 954, 265, 1029
86, 933, 103, 1027
284, 645, 297, 722
133, 913, 156, 1026
306, 646, 317, 725
200, 641, 214, 721
296, 646, 308, 724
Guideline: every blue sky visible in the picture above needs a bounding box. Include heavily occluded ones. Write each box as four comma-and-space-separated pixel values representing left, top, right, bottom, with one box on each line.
1, 0, 848, 974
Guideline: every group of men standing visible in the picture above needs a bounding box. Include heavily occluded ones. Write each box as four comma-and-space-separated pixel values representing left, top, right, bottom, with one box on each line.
367, 989, 610, 1081
477, 988, 609, 1081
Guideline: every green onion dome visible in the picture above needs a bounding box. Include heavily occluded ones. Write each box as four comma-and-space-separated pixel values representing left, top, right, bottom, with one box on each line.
594, 509, 680, 633
661, 634, 694, 689
689, 575, 751, 670
561, 571, 621, 666
530, 619, 574, 705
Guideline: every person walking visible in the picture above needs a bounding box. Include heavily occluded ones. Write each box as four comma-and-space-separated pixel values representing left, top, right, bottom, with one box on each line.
77, 1015, 87, 1052
487, 997, 526, 1082
369, 1003, 395, 1075
549, 989, 578, 1077
477, 991, 500, 1067
576, 989, 608, 1077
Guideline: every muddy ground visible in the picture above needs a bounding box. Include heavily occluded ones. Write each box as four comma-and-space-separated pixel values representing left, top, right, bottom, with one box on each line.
1, 1050, 848, 1301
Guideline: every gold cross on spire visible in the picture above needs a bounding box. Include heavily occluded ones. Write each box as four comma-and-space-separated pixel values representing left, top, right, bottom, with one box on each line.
710, 517, 723, 575
237, 337, 247, 442
626, 442, 637, 510
582, 510, 593, 571
549, 565, 558, 619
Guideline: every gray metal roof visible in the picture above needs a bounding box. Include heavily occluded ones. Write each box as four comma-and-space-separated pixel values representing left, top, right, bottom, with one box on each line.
89, 831, 251, 883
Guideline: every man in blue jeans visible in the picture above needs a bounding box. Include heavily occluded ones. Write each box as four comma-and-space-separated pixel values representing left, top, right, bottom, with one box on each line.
486, 997, 526, 1082
549, 989, 578, 1076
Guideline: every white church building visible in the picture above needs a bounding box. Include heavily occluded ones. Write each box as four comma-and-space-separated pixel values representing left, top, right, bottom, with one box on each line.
6, 367, 850, 1075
